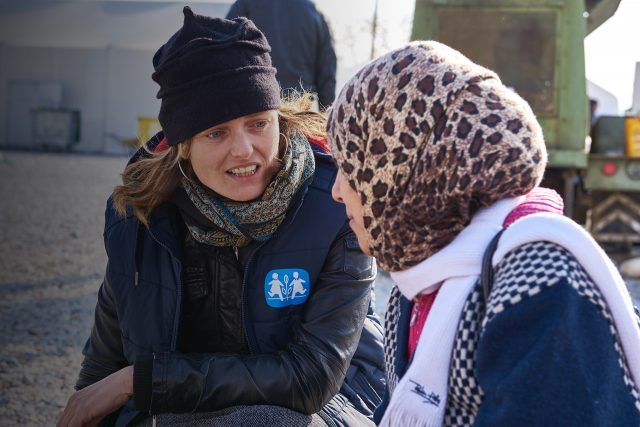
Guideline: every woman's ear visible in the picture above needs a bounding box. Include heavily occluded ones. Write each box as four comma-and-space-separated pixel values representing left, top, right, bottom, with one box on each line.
178, 140, 192, 160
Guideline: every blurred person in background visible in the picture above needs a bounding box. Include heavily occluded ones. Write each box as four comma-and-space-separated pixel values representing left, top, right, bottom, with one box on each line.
328, 41, 640, 426
227, 0, 337, 110
57, 7, 383, 427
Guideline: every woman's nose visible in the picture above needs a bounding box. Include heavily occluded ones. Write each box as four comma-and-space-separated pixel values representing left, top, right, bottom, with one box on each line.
331, 178, 343, 203
230, 135, 253, 158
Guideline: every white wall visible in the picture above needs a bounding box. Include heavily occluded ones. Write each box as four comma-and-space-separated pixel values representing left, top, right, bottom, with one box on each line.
103, 48, 159, 155
0, 1, 231, 50
0, 1, 229, 153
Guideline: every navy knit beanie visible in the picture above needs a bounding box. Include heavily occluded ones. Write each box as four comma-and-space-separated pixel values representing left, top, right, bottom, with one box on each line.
152, 7, 281, 146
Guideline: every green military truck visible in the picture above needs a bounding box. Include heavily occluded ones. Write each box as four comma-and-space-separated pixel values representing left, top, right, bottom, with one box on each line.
411, 0, 640, 250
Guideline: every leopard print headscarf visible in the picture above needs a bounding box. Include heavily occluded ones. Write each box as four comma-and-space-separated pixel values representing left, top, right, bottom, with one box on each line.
328, 41, 547, 271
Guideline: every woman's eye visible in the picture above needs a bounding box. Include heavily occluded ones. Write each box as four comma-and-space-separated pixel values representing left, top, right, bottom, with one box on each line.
207, 130, 224, 139
254, 120, 269, 129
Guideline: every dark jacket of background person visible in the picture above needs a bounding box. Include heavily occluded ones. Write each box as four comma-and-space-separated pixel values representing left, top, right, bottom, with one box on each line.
226, 0, 337, 108
75, 134, 385, 426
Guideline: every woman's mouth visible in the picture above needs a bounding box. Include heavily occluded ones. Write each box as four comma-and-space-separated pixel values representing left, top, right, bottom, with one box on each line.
228, 165, 258, 177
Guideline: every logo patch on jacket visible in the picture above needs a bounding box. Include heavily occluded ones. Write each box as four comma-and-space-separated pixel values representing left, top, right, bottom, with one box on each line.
264, 268, 310, 308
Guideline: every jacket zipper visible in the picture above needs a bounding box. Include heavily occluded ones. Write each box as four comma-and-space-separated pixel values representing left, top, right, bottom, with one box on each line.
148, 352, 158, 421
133, 222, 142, 287
241, 240, 267, 354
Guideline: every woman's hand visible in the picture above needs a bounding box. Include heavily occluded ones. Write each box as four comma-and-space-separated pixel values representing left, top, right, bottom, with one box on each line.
57, 365, 133, 427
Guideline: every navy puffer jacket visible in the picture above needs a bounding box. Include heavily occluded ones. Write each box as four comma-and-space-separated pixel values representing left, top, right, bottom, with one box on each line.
76, 134, 385, 426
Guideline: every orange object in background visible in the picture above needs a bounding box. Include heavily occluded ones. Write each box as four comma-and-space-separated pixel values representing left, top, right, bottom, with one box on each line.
625, 116, 640, 158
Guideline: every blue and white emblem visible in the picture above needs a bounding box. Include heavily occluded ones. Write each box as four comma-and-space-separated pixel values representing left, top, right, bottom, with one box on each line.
264, 268, 310, 308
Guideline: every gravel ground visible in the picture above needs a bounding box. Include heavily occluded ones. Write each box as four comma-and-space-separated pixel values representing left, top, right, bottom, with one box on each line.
0, 151, 125, 426
0, 151, 638, 426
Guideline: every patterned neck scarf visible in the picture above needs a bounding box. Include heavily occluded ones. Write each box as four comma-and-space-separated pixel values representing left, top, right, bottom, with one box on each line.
174, 131, 315, 247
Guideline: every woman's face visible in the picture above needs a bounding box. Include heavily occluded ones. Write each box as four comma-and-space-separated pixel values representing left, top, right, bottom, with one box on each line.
188, 110, 280, 201
332, 172, 371, 256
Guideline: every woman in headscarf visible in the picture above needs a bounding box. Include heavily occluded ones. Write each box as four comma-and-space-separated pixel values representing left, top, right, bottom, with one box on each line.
328, 41, 640, 426
57, 7, 384, 427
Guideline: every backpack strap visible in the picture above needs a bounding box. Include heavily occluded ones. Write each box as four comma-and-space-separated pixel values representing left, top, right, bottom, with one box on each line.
480, 229, 506, 306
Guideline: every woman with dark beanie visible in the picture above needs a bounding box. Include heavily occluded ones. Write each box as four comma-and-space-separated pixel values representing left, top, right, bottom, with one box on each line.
328, 41, 640, 426
57, 7, 384, 427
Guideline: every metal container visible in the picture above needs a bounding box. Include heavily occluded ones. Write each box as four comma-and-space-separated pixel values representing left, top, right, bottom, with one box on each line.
31, 108, 80, 150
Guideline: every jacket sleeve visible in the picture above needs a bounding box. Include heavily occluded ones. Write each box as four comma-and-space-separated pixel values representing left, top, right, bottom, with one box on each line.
314, 13, 337, 108
139, 228, 376, 416
473, 247, 640, 426
76, 272, 129, 390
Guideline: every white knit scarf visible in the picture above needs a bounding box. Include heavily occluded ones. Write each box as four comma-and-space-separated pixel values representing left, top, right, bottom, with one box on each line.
380, 200, 640, 427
